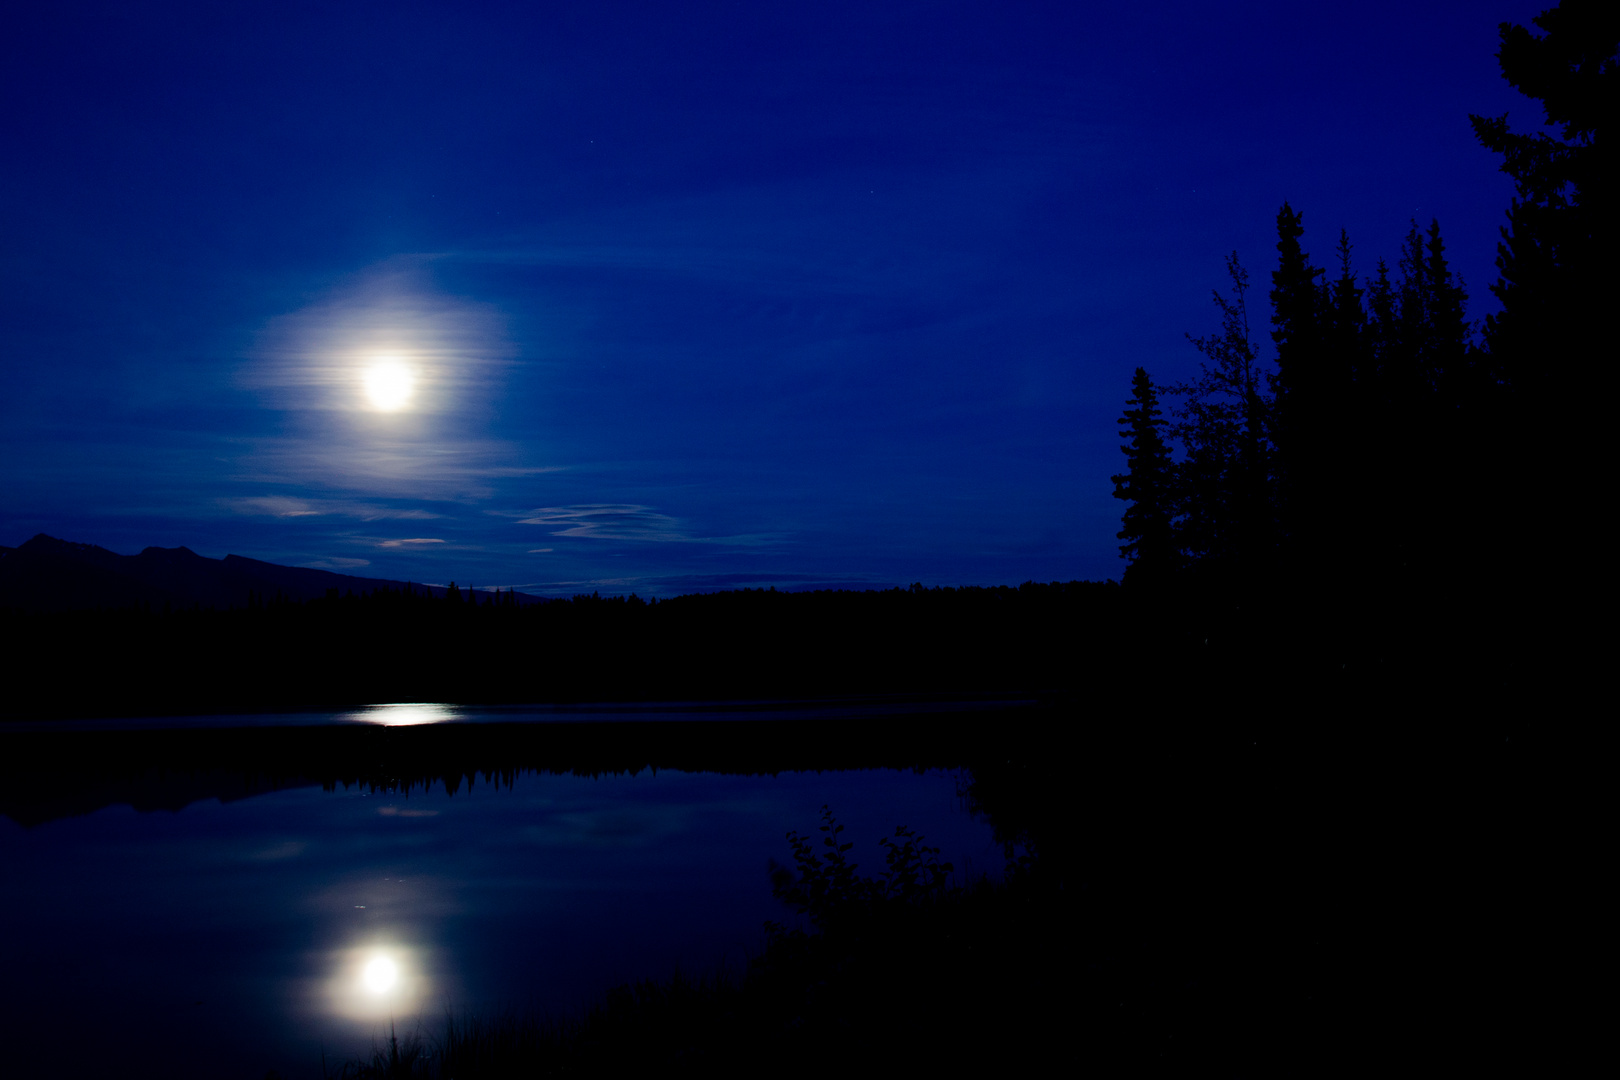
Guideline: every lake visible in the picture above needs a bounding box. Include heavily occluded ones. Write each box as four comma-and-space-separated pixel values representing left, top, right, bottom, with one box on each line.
0, 706, 1011, 1079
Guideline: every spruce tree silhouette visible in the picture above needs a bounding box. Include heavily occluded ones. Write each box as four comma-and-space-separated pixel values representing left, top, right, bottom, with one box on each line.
1421, 221, 1474, 402
1469, 1, 1615, 581
1095, 8, 1599, 696
1352, 218, 1479, 586
1267, 202, 1326, 565
1325, 230, 1366, 390
1112, 367, 1177, 587
1167, 253, 1273, 583
1108, 206, 1493, 682
1470, 1, 1616, 404
1320, 230, 1369, 578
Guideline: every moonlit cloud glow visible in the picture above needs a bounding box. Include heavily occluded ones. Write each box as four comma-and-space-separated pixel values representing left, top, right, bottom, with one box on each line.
238, 265, 531, 500
248, 266, 510, 418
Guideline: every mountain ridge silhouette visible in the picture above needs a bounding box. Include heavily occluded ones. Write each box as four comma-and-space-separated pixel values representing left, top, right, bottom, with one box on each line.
0, 533, 537, 612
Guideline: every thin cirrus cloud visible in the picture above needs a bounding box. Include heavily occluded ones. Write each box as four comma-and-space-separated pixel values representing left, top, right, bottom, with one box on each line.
234, 441, 559, 502
223, 496, 444, 521
300, 557, 372, 571
375, 538, 447, 548
517, 505, 786, 548
519, 505, 688, 542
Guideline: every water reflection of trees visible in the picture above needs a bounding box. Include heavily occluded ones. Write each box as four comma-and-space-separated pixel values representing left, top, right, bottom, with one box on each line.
0, 712, 1014, 828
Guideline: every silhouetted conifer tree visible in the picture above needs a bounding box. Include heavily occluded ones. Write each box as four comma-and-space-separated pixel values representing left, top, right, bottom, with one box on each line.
1364, 258, 1397, 377
1422, 221, 1474, 404
1470, 1, 1616, 404
1326, 230, 1366, 388
1169, 253, 1274, 579
1469, 2, 1614, 575
1386, 221, 1473, 404
1267, 203, 1327, 559
1113, 208, 1485, 601
1096, 9, 1604, 682
1349, 217, 1476, 581
1112, 367, 1177, 586
1311, 229, 1369, 575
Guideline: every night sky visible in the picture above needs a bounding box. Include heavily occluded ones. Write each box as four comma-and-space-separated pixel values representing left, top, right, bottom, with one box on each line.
1, 2, 1545, 595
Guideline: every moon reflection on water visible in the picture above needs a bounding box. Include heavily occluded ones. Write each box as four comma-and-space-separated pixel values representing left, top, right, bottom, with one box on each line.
326, 944, 426, 1021
362, 955, 399, 993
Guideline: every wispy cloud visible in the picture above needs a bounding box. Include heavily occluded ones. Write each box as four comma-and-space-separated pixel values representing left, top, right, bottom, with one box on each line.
513, 577, 648, 592
300, 557, 372, 570
516, 504, 786, 546
243, 260, 514, 416
519, 504, 688, 542
234, 263, 557, 501
224, 496, 443, 521
234, 437, 539, 502
376, 537, 446, 548
226, 496, 323, 517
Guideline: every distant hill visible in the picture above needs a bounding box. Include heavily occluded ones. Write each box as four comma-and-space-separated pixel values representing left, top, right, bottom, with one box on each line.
0, 534, 540, 613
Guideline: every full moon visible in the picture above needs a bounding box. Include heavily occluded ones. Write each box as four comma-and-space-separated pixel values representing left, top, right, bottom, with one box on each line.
362, 955, 399, 994
363, 361, 415, 411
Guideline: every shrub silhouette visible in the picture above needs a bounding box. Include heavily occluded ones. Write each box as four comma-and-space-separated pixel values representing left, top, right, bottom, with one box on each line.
768, 805, 954, 934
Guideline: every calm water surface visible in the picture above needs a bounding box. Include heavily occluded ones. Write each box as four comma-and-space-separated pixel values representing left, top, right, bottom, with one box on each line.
0, 757, 998, 1078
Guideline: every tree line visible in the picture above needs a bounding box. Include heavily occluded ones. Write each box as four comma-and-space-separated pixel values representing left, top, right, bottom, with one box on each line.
1113, 210, 1482, 590
3, 579, 1126, 719
1111, 2, 1612, 657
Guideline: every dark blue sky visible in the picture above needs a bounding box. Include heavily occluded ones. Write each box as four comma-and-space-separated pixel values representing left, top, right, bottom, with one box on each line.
1, 1, 1544, 593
